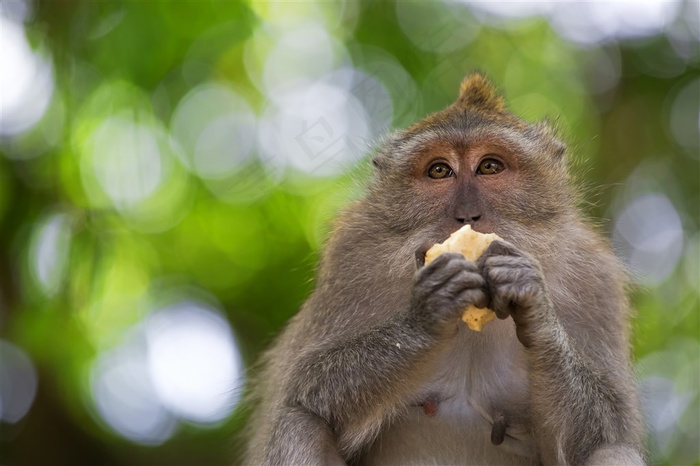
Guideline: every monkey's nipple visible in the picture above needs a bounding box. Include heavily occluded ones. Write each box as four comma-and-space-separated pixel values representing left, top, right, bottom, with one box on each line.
490, 412, 507, 446
422, 396, 439, 417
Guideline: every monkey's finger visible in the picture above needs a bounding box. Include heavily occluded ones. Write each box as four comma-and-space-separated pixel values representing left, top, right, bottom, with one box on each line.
481, 264, 519, 315
483, 264, 532, 286
443, 270, 486, 294
454, 288, 489, 311
490, 285, 515, 320
493, 282, 543, 324
434, 256, 480, 286
484, 239, 522, 259
461, 259, 480, 274
453, 268, 486, 289
471, 287, 489, 310
477, 242, 515, 274
421, 252, 468, 279
417, 255, 470, 294
416, 252, 452, 280
414, 241, 434, 269
483, 256, 538, 274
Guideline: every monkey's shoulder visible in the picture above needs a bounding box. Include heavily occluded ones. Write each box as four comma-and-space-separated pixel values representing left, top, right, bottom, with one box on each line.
541, 224, 632, 355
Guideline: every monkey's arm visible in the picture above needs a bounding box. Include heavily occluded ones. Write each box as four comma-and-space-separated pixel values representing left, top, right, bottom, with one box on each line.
270, 253, 487, 461
259, 404, 347, 466
524, 319, 644, 466
481, 241, 644, 466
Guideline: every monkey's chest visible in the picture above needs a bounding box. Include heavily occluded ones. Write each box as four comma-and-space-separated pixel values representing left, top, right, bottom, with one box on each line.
361, 322, 538, 465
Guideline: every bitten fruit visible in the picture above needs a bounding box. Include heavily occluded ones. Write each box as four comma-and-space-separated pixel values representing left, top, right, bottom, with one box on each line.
425, 225, 501, 331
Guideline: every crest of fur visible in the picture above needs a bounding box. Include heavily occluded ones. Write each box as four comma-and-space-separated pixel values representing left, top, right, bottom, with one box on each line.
456, 72, 507, 113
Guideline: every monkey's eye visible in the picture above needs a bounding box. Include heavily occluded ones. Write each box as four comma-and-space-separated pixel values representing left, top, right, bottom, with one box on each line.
476, 158, 504, 175
428, 163, 453, 179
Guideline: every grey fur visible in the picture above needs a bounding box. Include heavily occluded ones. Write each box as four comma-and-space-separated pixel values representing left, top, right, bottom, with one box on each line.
244, 85, 644, 466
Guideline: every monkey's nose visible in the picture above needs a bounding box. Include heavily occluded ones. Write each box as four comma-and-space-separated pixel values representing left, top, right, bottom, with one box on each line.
455, 214, 481, 225
456, 215, 481, 224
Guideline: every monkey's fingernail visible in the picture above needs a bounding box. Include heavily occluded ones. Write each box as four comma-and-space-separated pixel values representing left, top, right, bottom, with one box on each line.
414, 241, 433, 268
491, 413, 506, 446
415, 250, 425, 268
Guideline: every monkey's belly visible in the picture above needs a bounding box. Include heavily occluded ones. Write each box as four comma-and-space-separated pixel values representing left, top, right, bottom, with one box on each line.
359, 400, 537, 466
360, 321, 536, 465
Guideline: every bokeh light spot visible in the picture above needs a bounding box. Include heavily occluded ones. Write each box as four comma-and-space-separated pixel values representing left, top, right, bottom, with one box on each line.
0, 340, 38, 424
262, 23, 341, 96
89, 116, 163, 209
549, 0, 682, 45
613, 192, 684, 285
91, 338, 177, 445
145, 302, 242, 424
351, 46, 421, 128
77, 95, 192, 232
0, 16, 53, 137
638, 339, 700, 463
324, 68, 393, 140
464, 0, 552, 21
258, 79, 371, 177
170, 82, 257, 178
29, 212, 72, 297
0, 0, 32, 23
668, 78, 700, 156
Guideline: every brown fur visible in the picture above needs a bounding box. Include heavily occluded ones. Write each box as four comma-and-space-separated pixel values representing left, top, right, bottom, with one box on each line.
244, 73, 644, 465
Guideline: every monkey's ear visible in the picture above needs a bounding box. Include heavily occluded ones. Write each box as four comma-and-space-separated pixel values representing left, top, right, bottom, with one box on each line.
456, 72, 507, 113
372, 152, 390, 171
372, 131, 405, 171
533, 120, 567, 159
551, 139, 566, 159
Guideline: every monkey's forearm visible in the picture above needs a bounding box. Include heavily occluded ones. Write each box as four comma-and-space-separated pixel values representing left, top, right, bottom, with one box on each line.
285, 314, 439, 452
528, 318, 643, 465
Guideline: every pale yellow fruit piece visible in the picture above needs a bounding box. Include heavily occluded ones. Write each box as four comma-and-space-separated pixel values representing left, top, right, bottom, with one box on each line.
460, 306, 496, 332
424, 225, 502, 332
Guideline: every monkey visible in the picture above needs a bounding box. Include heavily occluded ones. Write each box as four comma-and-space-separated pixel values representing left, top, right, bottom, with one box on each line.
244, 72, 645, 465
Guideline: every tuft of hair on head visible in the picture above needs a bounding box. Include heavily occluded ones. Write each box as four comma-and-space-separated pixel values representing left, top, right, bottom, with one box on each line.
455, 71, 507, 113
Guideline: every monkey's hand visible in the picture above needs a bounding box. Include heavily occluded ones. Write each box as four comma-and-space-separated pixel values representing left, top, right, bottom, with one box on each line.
478, 240, 554, 348
411, 252, 488, 339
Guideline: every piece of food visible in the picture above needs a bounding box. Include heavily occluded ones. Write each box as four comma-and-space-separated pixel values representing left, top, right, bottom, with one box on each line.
460, 306, 496, 332
425, 225, 502, 331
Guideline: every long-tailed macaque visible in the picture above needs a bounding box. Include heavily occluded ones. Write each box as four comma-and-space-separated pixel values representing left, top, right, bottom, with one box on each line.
245, 73, 645, 465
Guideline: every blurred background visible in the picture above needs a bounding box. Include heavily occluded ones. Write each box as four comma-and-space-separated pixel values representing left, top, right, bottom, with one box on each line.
0, 0, 698, 464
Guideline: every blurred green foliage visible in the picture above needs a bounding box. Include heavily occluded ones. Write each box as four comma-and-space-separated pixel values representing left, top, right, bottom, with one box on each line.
0, 1, 698, 465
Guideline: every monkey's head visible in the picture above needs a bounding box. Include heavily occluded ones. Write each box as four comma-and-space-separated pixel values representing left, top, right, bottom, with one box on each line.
367, 72, 576, 247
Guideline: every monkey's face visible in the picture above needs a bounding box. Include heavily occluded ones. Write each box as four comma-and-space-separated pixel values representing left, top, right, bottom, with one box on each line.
369, 110, 573, 246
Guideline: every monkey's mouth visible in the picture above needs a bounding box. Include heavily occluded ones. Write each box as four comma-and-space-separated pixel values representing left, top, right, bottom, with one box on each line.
443, 224, 494, 239
466, 223, 495, 236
